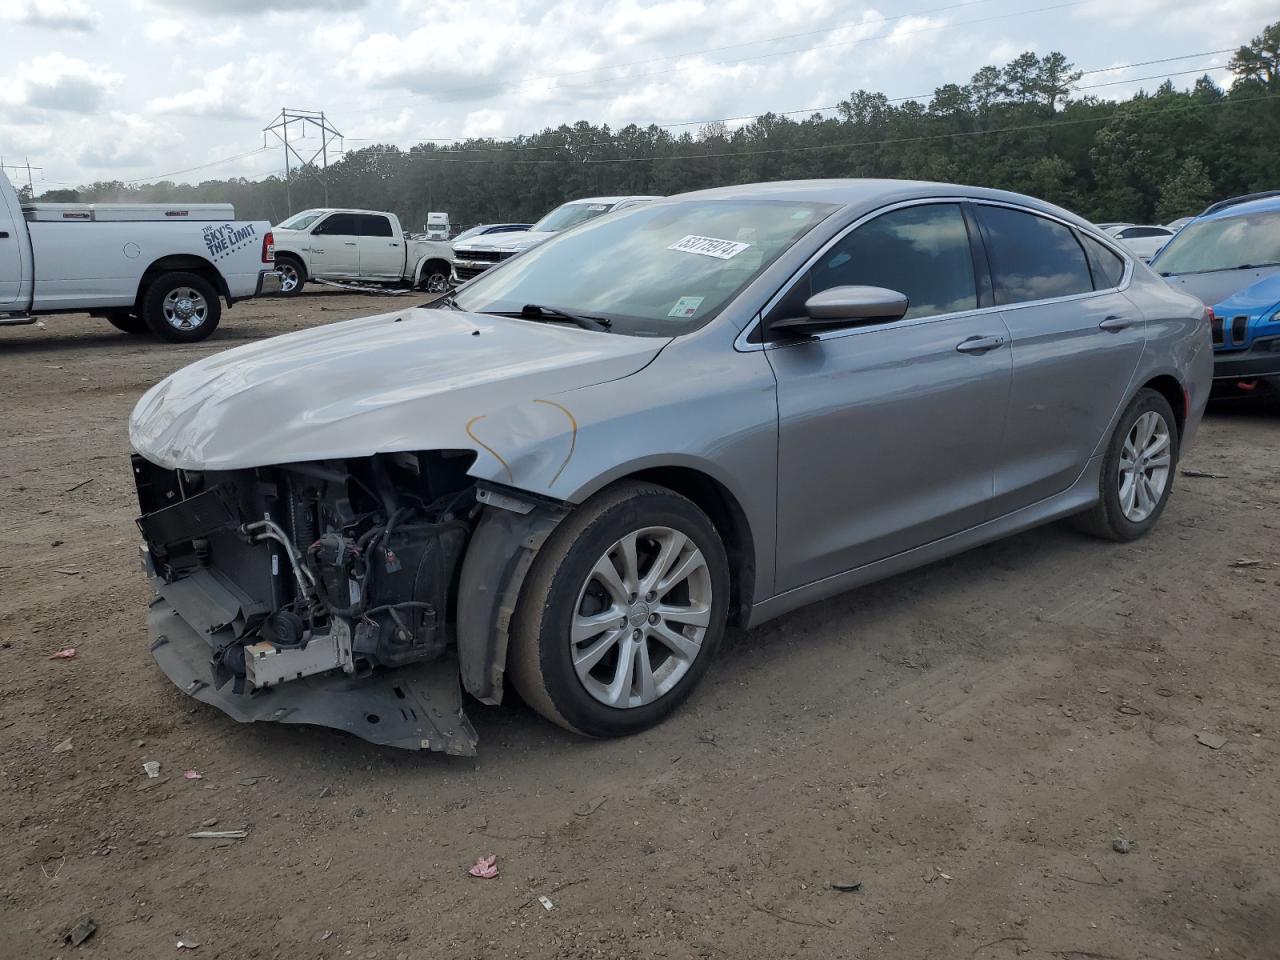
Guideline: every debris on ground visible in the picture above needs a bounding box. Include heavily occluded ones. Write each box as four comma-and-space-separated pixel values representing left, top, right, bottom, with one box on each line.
176, 936, 201, 949
61, 917, 96, 946
468, 854, 499, 879
54, 568, 80, 576
64, 477, 95, 493
1230, 558, 1263, 568
48, 648, 77, 660
143, 760, 161, 778
1112, 838, 1131, 854
574, 795, 607, 817
830, 881, 862, 892
538, 895, 554, 911
1196, 732, 1228, 750
1117, 704, 1142, 716
189, 830, 248, 840
1181, 469, 1229, 479
183, 770, 203, 780
52, 737, 73, 754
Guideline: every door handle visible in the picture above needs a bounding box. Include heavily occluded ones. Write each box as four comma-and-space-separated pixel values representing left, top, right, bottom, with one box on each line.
1098, 315, 1135, 332
0, 231, 9, 238
389, 242, 400, 247
955, 335, 1006, 354
343, 241, 358, 246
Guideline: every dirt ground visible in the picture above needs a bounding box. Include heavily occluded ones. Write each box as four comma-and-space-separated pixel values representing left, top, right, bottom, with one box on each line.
1, 289, 1277, 960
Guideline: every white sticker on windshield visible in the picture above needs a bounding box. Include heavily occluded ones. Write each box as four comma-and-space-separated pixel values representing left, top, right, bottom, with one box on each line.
588, 204, 608, 211
668, 296, 705, 318
668, 235, 752, 260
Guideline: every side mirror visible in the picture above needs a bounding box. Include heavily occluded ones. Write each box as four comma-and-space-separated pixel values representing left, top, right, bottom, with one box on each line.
768, 285, 910, 338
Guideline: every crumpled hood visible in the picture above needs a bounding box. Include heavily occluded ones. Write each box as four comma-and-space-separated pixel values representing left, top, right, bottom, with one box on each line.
455, 230, 556, 254
1210, 273, 1280, 319
1161, 263, 1280, 308
130, 307, 666, 472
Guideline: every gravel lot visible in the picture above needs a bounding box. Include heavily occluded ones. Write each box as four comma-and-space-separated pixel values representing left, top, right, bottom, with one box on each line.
1, 290, 1277, 959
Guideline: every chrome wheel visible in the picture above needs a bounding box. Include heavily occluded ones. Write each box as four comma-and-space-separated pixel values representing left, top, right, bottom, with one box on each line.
161, 286, 209, 331
278, 261, 300, 292
1118, 410, 1171, 523
571, 526, 712, 709
424, 271, 449, 293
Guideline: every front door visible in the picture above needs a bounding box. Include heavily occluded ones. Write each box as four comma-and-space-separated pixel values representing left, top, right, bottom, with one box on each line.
972, 205, 1147, 515
768, 202, 1013, 592
356, 213, 404, 279
307, 212, 360, 278
0, 177, 24, 306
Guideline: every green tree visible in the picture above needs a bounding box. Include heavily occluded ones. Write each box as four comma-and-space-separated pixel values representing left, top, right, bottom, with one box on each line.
1157, 157, 1215, 221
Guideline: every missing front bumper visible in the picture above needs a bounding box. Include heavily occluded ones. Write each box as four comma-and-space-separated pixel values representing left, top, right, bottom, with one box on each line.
147, 598, 478, 756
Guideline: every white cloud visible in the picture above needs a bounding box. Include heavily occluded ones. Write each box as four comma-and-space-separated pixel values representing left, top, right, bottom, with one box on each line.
0, 0, 99, 32
146, 57, 295, 120
147, 16, 244, 45
141, 0, 366, 14
461, 109, 506, 138
1, 53, 122, 113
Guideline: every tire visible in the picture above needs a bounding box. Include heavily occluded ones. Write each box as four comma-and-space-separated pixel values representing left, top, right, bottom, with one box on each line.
106, 310, 148, 335
142, 272, 221, 343
1072, 388, 1179, 541
276, 256, 306, 296
510, 481, 730, 738
418, 260, 451, 294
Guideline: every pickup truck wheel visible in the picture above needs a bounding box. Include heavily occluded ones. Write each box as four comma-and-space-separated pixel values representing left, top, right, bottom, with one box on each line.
276, 256, 305, 296
510, 481, 729, 738
142, 272, 221, 343
106, 310, 149, 335
418, 261, 450, 293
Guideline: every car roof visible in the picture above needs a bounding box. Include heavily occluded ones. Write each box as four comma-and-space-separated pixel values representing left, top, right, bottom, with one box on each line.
658, 179, 1100, 231
1198, 193, 1280, 222
567, 196, 664, 205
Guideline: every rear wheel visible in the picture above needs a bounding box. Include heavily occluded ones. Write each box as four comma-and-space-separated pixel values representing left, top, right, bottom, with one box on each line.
142, 272, 221, 343
510, 481, 729, 737
1072, 388, 1178, 541
106, 310, 148, 335
276, 256, 305, 296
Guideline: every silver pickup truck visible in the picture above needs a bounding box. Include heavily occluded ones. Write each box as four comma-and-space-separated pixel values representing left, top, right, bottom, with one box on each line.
0, 172, 278, 343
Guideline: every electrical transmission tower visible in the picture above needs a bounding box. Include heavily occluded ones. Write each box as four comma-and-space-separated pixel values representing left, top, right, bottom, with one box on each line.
262, 108, 343, 215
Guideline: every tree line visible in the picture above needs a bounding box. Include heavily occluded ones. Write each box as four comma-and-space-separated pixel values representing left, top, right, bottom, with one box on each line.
34, 22, 1280, 229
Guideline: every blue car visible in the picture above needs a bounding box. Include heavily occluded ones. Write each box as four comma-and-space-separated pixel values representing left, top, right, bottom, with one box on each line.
1151, 191, 1280, 396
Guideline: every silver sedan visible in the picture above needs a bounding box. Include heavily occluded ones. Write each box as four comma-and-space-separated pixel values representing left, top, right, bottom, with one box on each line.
130, 180, 1213, 753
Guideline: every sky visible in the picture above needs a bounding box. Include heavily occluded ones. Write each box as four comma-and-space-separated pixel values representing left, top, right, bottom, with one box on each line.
0, 0, 1274, 190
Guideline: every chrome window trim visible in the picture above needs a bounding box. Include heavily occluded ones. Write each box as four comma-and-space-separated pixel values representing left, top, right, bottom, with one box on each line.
735, 195, 1135, 353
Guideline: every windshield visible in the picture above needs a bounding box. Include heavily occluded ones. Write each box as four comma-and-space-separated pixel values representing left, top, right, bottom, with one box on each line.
1152, 209, 1280, 274
532, 201, 617, 233
278, 211, 325, 231
452, 198, 838, 336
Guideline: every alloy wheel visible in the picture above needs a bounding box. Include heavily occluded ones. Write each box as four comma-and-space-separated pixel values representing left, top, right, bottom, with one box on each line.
1118, 410, 1171, 523
161, 287, 209, 331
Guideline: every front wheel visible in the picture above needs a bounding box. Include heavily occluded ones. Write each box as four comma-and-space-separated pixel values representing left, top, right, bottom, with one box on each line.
510, 481, 729, 738
142, 272, 221, 343
1072, 388, 1179, 541
418, 261, 451, 294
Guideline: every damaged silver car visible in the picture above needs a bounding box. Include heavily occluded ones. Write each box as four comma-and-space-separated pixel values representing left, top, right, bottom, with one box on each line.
130, 180, 1212, 755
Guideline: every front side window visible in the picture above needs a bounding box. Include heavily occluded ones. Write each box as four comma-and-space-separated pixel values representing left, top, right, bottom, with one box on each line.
1151, 209, 1280, 275
278, 211, 324, 231
978, 206, 1093, 305
452, 198, 837, 336
312, 213, 358, 236
357, 214, 394, 237
772, 203, 978, 324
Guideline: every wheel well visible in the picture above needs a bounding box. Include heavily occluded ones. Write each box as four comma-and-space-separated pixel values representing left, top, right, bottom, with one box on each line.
1141, 375, 1186, 438
275, 250, 307, 279
627, 466, 755, 627
420, 258, 450, 280
136, 255, 228, 307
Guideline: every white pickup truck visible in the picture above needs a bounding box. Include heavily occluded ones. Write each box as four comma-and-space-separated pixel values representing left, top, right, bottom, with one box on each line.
271, 208, 454, 296
0, 171, 278, 343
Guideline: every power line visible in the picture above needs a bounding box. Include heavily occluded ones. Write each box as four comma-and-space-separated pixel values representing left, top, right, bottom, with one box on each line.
122, 147, 270, 184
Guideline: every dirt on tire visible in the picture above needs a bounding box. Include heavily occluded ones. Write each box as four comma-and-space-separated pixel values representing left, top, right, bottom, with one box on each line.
1, 291, 1277, 959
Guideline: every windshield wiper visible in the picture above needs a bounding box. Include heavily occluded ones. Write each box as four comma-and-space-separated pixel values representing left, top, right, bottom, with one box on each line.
518, 303, 612, 332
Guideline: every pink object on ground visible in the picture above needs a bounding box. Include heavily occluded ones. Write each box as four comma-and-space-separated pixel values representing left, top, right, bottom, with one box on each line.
468, 854, 498, 879
48, 648, 77, 659
183, 770, 203, 780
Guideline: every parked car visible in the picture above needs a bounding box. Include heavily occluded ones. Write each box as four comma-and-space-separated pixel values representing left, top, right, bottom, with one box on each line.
129, 179, 1211, 755
1164, 216, 1195, 232
1151, 190, 1280, 396
452, 223, 533, 243
1095, 221, 1133, 231
272, 208, 454, 296
451, 195, 660, 282
1105, 224, 1175, 261
0, 171, 277, 342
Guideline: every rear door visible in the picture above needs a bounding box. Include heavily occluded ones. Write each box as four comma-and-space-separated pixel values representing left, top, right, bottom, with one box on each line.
356, 213, 404, 279
974, 203, 1146, 516
768, 201, 1013, 591
307, 213, 360, 277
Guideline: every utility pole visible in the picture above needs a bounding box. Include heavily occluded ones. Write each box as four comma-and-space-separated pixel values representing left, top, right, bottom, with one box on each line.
0, 157, 43, 200
262, 108, 343, 215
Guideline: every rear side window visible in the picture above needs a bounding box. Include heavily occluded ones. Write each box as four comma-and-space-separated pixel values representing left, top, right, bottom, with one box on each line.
313, 213, 358, 236
1118, 227, 1170, 239
777, 203, 978, 322
1081, 234, 1126, 289
978, 206, 1094, 305
357, 214, 394, 237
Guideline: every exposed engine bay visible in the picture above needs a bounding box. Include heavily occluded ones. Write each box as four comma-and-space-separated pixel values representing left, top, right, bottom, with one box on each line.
132, 449, 544, 755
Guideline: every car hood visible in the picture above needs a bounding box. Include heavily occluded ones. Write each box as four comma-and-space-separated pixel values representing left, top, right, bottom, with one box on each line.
1160, 263, 1280, 307
455, 230, 556, 254
1210, 273, 1280, 318
130, 307, 667, 472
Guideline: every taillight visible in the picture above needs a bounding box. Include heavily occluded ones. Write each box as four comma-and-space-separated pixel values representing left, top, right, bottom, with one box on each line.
261, 231, 275, 263
1204, 305, 1214, 325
